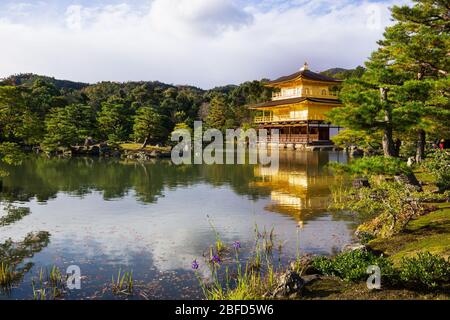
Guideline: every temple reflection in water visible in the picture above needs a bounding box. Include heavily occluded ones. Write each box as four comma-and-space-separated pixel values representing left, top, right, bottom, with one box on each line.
252, 151, 348, 219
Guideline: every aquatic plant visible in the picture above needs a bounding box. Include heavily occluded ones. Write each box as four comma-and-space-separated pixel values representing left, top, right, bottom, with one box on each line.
193, 225, 288, 300
211, 255, 221, 265
207, 215, 226, 253
111, 269, 134, 295
30, 266, 67, 300
31, 269, 46, 300
0, 262, 15, 290
0, 205, 30, 227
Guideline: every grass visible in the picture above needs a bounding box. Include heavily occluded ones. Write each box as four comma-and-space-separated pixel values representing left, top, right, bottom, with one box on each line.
413, 167, 436, 185
368, 203, 450, 264
407, 204, 450, 232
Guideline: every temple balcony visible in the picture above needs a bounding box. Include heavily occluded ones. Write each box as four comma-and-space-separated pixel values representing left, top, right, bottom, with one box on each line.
271, 91, 338, 101
254, 113, 329, 123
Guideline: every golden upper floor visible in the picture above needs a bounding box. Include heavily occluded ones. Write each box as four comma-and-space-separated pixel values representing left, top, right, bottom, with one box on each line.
250, 63, 342, 123
267, 63, 342, 101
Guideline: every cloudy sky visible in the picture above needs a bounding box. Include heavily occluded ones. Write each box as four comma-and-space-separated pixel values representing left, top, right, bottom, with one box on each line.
0, 0, 409, 88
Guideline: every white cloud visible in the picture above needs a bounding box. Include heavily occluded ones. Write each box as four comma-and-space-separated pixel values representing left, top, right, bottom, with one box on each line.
0, 0, 409, 88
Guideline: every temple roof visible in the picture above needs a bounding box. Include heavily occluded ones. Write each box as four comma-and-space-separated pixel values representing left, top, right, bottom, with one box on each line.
250, 97, 342, 109
266, 64, 342, 85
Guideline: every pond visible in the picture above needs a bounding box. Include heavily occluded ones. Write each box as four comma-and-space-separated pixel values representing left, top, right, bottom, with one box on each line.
0, 150, 354, 299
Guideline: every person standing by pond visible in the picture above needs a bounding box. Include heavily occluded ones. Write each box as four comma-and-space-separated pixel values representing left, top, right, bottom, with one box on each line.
439, 139, 445, 150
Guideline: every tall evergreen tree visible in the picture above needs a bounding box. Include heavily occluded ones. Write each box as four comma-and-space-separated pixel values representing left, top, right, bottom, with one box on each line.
0, 86, 42, 145
328, 49, 407, 157
381, 0, 450, 161
133, 106, 166, 148
97, 100, 134, 143
205, 95, 229, 131
329, 0, 449, 158
42, 104, 96, 151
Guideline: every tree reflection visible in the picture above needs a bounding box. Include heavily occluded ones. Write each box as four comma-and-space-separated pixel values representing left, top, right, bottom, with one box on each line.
0, 151, 348, 223
0, 203, 50, 294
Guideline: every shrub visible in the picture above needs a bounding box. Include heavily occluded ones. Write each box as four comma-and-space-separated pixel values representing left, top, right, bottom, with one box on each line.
311, 249, 396, 282
399, 252, 450, 289
329, 156, 412, 177
423, 150, 450, 192
313, 251, 450, 290
332, 181, 424, 237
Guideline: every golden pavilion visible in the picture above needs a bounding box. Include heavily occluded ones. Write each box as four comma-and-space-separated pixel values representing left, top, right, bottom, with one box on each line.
251, 63, 343, 146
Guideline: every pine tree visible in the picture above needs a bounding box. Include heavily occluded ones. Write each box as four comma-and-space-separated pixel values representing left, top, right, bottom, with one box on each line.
133, 106, 166, 148
42, 104, 96, 151
329, 0, 449, 158
382, 0, 450, 161
97, 100, 134, 143
328, 49, 408, 157
205, 95, 229, 131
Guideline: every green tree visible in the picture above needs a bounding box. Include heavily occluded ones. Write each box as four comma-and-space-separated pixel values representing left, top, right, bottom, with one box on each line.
97, 100, 134, 143
329, 0, 449, 158
327, 54, 407, 157
42, 104, 96, 151
0, 86, 42, 145
379, 0, 450, 161
205, 95, 229, 131
331, 129, 382, 152
228, 81, 273, 126
133, 106, 166, 148
29, 79, 65, 116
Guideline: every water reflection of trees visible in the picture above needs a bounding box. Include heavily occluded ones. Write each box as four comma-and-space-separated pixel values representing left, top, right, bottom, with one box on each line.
0, 157, 272, 204
0, 203, 50, 294
0, 151, 348, 221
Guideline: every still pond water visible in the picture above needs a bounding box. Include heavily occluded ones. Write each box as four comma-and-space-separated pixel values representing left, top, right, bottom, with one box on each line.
0, 151, 354, 299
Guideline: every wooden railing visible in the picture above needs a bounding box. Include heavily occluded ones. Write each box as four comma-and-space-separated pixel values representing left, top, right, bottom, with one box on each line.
254, 115, 273, 123
260, 134, 320, 143
271, 92, 339, 100
254, 115, 308, 123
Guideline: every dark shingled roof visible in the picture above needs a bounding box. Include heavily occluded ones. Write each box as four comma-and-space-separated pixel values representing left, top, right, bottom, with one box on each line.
251, 97, 342, 109
267, 69, 342, 84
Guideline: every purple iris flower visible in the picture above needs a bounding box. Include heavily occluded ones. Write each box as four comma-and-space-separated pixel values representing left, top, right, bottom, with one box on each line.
211, 255, 221, 265
233, 241, 241, 249
192, 259, 199, 270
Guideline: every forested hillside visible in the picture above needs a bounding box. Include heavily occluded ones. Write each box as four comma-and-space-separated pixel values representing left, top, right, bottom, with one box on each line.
0, 72, 283, 151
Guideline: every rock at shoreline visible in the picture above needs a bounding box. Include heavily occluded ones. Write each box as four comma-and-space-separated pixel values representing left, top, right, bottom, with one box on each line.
394, 173, 422, 192
267, 271, 305, 298
343, 243, 366, 252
